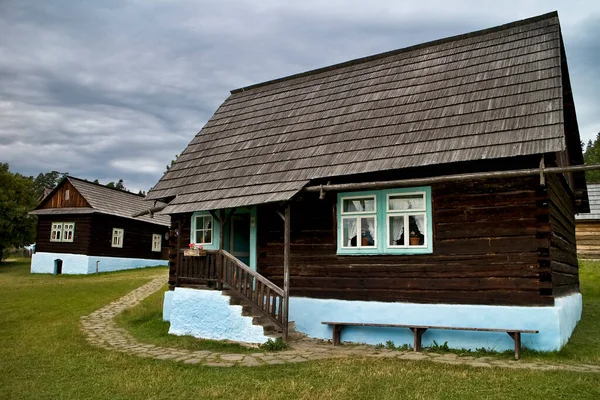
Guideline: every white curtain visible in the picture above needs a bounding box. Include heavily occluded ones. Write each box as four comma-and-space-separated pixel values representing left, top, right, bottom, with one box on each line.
364, 217, 376, 244
391, 216, 404, 245
411, 215, 425, 234
345, 218, 357, 246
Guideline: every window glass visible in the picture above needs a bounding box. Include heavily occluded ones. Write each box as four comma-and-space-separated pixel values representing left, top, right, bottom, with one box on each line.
112, 228, 124, 248
152, 234, 162, 252
195, 215, 213, 244
360, 217, 376, 246
342, 218, 357, 247
408, 214, 426, 246
63, 223, 75, 242
388, 193, 425, 211
342, 197, 375, 213
388, 215, 405, 246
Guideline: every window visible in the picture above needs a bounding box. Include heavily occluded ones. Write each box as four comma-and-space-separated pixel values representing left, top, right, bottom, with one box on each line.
194, 214, 213, 245
62, 223, 75, 242
65, 189, 70, 201
50, 223, 63, 242
340, 196, 377, 249
337, 187, 432, 255
112, 228, 124, 248
50, 222, 75, 242
190, 212, 220, 250
152, 234, 162, 252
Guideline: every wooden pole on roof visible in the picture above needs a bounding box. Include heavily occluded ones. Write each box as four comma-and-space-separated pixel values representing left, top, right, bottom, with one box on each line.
282, 203, 291, 342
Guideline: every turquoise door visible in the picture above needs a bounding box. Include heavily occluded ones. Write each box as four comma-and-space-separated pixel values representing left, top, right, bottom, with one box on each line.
229, 214, 250, 266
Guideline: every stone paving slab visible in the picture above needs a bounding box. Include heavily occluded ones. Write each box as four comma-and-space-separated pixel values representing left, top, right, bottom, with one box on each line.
80, 274, 600, 372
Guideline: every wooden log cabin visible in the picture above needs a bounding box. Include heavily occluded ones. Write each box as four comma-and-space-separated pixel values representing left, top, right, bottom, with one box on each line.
30, 177, 170, 274
576, 184, 600, 259
149, 12, 588, 351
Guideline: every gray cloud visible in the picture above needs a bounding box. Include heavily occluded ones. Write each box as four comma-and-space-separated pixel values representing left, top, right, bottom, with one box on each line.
1, 0, 599, 193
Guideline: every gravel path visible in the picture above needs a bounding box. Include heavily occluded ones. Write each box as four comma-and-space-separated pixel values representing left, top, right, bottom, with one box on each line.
80, 275, 600, 372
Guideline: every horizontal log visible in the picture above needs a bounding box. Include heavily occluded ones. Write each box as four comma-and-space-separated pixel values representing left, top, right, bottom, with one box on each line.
552, 272, 579, 286
279, 276, 549, 291
553, 285, 579, 297
288, 287, 554, 306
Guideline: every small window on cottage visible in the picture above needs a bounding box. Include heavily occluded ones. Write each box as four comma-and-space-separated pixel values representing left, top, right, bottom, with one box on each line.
194, 215, 213, 245
62, 223, 75, 242
50, 222, 75, 242
65, 189, 70, 201
152, 234, 162, 252
51, 223, 63, 242
387, 192, 427, 248
337, 187, 433, 255
340, 196, 377, 248
112, 228, 124, 248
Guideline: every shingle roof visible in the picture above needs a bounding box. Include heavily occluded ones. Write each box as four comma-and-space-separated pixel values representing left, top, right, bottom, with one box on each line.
576, 184, 600, 220
147, 12, 582, 214
32, 177, 170, 226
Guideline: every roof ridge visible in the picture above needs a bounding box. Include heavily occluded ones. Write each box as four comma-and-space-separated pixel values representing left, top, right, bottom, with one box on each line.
67, 176, 146, 198
230, 11, 558, 95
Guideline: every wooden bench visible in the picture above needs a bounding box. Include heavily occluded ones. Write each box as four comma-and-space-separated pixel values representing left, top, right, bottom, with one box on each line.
321, 322, 539, 360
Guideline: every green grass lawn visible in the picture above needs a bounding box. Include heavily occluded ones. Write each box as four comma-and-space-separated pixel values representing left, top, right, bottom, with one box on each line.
1, 258, 600, 399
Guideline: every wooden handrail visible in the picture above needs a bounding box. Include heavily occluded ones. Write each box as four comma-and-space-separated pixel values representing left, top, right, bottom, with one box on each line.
220, 249, 284, 296
219, 249, 286, 329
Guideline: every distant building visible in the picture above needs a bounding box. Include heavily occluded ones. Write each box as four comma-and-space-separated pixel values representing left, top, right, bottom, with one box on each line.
576, 184, 600, 259
30, 177, 170, 274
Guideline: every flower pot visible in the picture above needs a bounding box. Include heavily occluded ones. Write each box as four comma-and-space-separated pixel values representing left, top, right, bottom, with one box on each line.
409, 237, 420, 246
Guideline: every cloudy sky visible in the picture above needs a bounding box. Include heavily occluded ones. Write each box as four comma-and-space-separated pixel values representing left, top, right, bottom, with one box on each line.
1, 0, 599, 193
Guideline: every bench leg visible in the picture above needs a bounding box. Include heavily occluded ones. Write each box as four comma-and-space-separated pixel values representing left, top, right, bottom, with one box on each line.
507, 332, 521, 360
332, 325, 343, 346
411, 328, 427, 352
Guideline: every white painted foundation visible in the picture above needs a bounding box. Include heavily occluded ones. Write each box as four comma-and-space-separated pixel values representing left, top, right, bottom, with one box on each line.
31, 251, 165, 274
163, 290, 582, 351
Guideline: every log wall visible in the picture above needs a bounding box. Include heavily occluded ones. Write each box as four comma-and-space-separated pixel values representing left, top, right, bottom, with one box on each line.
88, 214, 168, 260
35, 215, 92, 255
257, 176, 554, 306
576, 221, 600, 259
546, 174, 580, 296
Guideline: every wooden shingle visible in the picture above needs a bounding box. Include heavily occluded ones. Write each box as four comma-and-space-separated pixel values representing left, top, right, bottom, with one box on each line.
147, 12, 582, 213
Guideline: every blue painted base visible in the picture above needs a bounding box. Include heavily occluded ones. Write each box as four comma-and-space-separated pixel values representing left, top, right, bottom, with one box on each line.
166, 288, 270, 344
289, 294, 582, 351
163, 291, 582, 351
30, 252, 165, 274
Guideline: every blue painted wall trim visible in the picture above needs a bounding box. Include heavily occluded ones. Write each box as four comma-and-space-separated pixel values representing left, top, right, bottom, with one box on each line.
337, 186, 433, 255
31, 252, 165, 274
288, 294, 582, 351
162, 290, 581, 351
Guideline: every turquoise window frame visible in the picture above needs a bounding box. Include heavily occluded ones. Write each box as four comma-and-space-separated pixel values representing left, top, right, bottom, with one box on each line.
190, 211, 220, 251
336, 186, 433, 255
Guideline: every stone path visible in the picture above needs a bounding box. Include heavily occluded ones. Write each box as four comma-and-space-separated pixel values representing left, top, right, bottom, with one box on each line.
81, 275, 600, 372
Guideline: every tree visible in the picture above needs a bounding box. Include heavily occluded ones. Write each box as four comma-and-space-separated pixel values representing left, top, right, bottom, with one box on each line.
0, 164, 37, 262
106, 179, 127, 191
583, 133, 600, 183
165, 154, 179, 173
33, 171, 68, 198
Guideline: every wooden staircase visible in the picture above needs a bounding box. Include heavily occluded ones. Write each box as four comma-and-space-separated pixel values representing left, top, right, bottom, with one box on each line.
223, 290, 297, 339
176, 248, 292, 340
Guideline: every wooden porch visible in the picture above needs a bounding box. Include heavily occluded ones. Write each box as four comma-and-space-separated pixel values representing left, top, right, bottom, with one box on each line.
169, 205, 292, 341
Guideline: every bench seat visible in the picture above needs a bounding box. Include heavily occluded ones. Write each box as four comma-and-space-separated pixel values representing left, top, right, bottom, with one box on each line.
321, 321, 539, 360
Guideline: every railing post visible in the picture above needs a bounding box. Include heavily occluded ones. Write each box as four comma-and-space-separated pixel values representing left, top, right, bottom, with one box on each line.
282, 203, 291, 342
175, 220, 182, 287
217, 209, 225, 290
